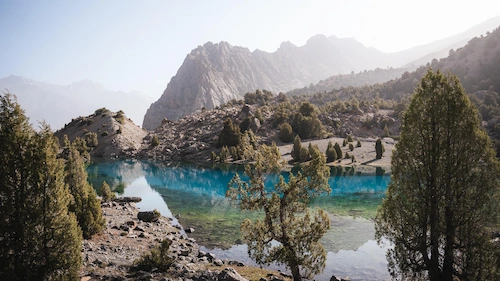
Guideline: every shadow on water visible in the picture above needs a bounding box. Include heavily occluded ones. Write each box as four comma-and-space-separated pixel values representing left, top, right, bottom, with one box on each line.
87, 160, 392, 281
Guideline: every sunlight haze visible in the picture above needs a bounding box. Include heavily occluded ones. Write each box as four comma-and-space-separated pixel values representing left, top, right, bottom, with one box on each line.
0, 0, 499, 98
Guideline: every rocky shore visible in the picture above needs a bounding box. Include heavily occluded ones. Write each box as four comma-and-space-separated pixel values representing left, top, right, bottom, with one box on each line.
80, 198, 295, 281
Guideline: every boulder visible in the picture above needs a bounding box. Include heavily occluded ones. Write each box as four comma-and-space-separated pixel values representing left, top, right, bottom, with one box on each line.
113, 197, 142, 203
218, 267, 248, 281
137, 211, 159, 222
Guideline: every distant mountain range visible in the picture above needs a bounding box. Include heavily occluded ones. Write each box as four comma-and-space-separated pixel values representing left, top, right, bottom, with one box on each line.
0, 75, 154, 130
143, 17, 500, 130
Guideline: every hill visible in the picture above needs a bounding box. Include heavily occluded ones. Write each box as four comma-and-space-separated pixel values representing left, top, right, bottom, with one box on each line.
55, 108, 147, 159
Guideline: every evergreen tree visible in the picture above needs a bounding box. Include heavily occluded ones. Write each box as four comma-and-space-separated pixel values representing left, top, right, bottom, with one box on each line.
375, 138, 385, 159
375, 70, 500, 280
65, 145, 105, 239
333, 142, 342, 160
99, 181, 115, 202
325, 141, 337, 162
291, 135, 302, 162
219, 146, 229, 163
0, 93, 81, 281
218, 118, 241, 147
356, 140, 362, 147
279, 122, 295, 143
227, 143, 331, 281
254, 108, 263, 123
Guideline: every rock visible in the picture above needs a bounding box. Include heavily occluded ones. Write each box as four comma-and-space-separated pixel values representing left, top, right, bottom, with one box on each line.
330, 276, 341, 281
249, 117, 261, 133
138, 232, 149, 238
137, 211, 159, 222
186, 227, 195, 233
125, 220, 136, 228
218, 267, 248, 281
113, 197, 142, 203
134, 225, 145, 232
213, 259, 224, 266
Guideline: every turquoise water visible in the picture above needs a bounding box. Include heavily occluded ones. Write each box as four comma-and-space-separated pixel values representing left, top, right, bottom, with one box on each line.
87, 160, 391, 281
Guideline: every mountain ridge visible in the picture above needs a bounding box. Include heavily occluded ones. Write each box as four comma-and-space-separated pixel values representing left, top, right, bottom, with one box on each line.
143, 17, 500, 130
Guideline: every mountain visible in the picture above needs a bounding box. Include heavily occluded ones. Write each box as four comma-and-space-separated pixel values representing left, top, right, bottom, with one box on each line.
0, 76, 154, 130
143, 17, 500, 130
142, 36, 354, 130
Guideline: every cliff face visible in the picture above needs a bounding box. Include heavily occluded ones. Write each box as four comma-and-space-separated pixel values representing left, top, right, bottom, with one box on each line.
142, 36, 353, 130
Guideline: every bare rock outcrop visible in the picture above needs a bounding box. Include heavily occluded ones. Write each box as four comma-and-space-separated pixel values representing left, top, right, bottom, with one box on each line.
143, 36, 353, 130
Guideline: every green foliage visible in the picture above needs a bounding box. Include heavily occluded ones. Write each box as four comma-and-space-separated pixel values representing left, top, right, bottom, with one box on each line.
356, 140, 362, 147
226, 143, 331, 280
134, 239, 174, 272
99, 181, 115, 202
219, 146, 229, 163
375, 70, 500, 280
211, 151, 218, 162
94, 107, 109, 116
84, 131, 98, 147
375, 138, 385, 159
244, 89, 273, 105
333, 142, 342, 159
344, 152, 350, 159
65, 145, 105, 239
291, 135, 302, 162
348, 143, 354, 151
151, 134, 160, 147
114, 110, 125, 124
218, 118, 241, 147
279, 122, 295, 143
325, 141, 337, 163
0, 93, 82, 281
347, 135, 354, 142
342, 139, 347, 147
101, 131, 109, 137
299, 146, 310, 162
291, 111, 322, 139
239, 116, 252, 132
254, 108, 263, 123
299, 102, 316, 117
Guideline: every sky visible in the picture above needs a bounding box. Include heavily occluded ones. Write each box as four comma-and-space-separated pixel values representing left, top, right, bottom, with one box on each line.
1, 0, 499, 99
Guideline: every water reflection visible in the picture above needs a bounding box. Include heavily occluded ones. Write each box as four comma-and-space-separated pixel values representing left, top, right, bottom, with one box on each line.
87, 160, 391, 281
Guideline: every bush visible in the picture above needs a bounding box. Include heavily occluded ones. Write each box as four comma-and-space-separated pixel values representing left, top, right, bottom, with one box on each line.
375, 138, 385, 159
151, 135, 160, 147
347, 135, 354, 142
134, 239, 174, 272
101, 131, 109, 137
94, 107, 109, 116
219, 146, 229, 163
334, 142, 342, 158
382, 124, 390, 138
326, 141, 337, 163
357, 140, 362, 147
299, 147, 310, 162
99, 181, 115, 202
84, 132, 98, 148
345, 152, 350, 159
114, 110, 125, 124
254, 108, 263, 123
279, 122, 295, 143
349, 143, 354, 151
218, 118, 241, 147
291, 135, 302, 162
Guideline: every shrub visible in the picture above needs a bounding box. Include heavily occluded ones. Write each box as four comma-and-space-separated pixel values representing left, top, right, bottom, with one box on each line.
375, 138, 385, 159
357, 140, 362, 147
219, 146, 229, 163
101, 131, 109, 137
218, 118, 241, 147
254, 108, 263, 123
134, 239, 174, 272
349, 143, 354, 151
347, 135, 354, 142
94, 107, 109, 116
382, 124, 390, 138
279, 122, 295, 143
326, 141, 337, 163
99, 181, 115, 202
345, 152, 350, 159
114, 110, 125, 124
291, 135, 302, 162
334, 142, 342, 158
151, 135, 160, 147
299, 147, 310, 162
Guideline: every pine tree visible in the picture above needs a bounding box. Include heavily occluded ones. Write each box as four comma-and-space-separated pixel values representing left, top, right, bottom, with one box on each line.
65, 145, 105, 239
291, 135, 302, 162
333, 142, 342, 160
227, 143, 331, 281
375, 138, 384, 159
325, 141, 337, 162
382, 124, 390, 138
99, 181, 115, 202
218, 118, 241, 147
0, 93, 81, 281
375, 70, 500, 280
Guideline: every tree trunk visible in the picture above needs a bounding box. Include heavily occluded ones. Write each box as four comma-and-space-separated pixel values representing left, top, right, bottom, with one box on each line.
291, 262, 301, 281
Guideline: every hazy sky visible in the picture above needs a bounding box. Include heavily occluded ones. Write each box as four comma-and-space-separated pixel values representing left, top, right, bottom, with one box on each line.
1, 0, 499, 99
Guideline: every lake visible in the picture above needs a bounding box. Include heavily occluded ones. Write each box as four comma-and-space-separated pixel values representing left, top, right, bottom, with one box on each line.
87, 160, 391, 281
